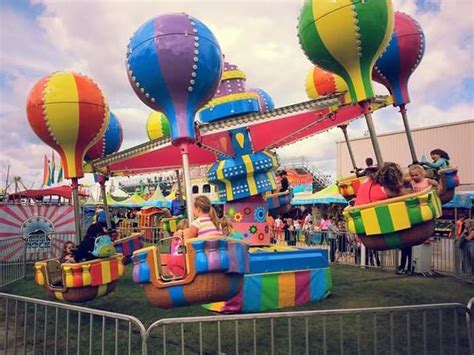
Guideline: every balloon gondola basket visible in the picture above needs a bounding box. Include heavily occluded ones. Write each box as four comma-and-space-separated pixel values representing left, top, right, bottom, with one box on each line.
438, 167, 459, 204
343, 188, 442, 251
336, 175, 367, 201
132, 238, 249, 309
265, 190, 294, 218
34, 255, 125, 302
114, 234, 144, 265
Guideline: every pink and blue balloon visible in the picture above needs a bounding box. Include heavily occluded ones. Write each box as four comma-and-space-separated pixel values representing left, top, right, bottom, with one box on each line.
249, 88, 275, 113
373, 12, 425, 106
126, 13, 223, 144
85, 112, 123, 161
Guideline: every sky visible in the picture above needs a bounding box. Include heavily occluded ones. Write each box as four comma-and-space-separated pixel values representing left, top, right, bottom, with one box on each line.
0, 0, 473, 190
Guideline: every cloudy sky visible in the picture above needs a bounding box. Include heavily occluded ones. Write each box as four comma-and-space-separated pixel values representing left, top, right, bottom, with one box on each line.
0, 0, 473, 190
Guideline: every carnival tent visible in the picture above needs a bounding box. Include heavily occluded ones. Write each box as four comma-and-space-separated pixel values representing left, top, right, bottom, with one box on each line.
292, 184, 347, 205
144, 185, 170, 208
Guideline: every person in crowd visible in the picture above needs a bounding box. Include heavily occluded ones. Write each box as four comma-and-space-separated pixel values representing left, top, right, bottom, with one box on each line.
284, 218, 295, 246
275, 215, 284, 245
327, 218, 338, 262
459, 219, 474, 274
168, 219, 189, 277
421, 149, 450, 171
266, 214, 275, 243
185, 196, 222, 239
170, 191, 186, 217
336, 220, 348, 260
456, 216, 466, 239
302, 220, 314, 246
408, 164, 438, 192
319, 214, 329, 245
355, 162, 406, 206
60, 241, 76, 263
397, 247, 412, 275
279, 170, 289, 192
75, 211, 108, 261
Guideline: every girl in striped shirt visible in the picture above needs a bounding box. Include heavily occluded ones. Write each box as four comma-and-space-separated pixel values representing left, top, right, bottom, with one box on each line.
187, 196, 223, 239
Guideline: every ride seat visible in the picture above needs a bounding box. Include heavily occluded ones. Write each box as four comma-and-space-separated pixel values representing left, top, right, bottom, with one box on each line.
46, 260, 63, 288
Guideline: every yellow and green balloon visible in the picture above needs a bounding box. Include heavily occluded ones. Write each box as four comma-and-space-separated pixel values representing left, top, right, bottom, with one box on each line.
146, 111, 170, 141
298, 0, 394, 103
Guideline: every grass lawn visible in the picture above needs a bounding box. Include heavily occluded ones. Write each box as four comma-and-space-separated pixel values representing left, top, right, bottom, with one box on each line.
1, 264, 473, 354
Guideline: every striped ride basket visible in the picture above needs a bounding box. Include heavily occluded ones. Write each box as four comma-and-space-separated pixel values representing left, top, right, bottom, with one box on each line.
343, 188, 442, 250
132, 238, 249, 308
34, 255, 125, 302
438, 167, 459, 204
114, 233, 144, 265
337, 175, 366, 201
160, 216, 186, 233
266, 190, 294, 218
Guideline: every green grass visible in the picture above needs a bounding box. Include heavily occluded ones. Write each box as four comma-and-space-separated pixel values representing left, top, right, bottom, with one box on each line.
1, 264, 473, 354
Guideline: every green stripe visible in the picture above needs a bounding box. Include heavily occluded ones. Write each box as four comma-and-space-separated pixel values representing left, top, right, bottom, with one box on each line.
405, 198, 423, 225
349, 209, 365, 234
375, 204, 395, 234
426, 193, 438, 220
297, 1, 356, 102
355, 0, 392, 99
261, 274, 279, 310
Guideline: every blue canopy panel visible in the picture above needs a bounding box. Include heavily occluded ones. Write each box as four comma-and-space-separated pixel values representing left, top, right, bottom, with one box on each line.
442, 194, 472, 209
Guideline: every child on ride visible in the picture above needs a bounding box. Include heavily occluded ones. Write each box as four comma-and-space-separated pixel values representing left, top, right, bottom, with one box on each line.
220, 217, 243, 240
168, 220, 189, 277
408, 164, 438, 192
355, 162, 405, 206
60, 241, 76, 263
186, 196, 223, 239
422, 149, 450, 170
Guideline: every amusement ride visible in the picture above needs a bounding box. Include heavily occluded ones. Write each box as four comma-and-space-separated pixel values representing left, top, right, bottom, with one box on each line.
26, 0, 459, 310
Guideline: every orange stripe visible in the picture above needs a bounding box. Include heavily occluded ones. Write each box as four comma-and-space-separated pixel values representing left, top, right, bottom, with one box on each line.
109, 258, 118, 280
278, 273, 296, 308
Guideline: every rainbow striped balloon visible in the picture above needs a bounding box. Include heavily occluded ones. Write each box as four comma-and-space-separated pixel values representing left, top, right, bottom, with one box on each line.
26, 72, 109, 179
305, 66, 350, 103
85, 111, 123, 161
298, 0, 394, 103
127, 13, 223, 144
373, 12, 425, 106
146, 111, 170, 141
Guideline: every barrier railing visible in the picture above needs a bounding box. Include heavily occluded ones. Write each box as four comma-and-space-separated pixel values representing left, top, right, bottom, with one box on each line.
0, 237, 26, 287
0, 293, 146, 355
1, 292, 472, 354
145, 302, 473, 355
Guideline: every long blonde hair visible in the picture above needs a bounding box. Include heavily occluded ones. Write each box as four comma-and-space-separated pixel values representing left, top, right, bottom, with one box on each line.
220, 217, 234, 236
194, 195, 220, 230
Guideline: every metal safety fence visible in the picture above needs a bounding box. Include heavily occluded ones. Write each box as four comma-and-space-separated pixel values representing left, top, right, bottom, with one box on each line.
1, 292, 472, 355
0, 293, 146, 355
0, 237, 26, 288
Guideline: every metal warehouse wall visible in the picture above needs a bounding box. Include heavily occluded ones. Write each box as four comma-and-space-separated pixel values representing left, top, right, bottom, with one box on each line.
336, 120, 474, 190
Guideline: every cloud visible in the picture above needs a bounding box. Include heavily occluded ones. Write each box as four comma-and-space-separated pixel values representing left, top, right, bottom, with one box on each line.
0, 0, 472, 189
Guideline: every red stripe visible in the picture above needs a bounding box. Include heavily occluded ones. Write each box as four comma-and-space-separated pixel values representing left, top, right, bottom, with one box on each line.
2, 206, 25, 224
122, 242, 130, 256
52, 207, 74, 225
109, 258, 118, 280
0, 217, 20, 228
72, 265, 83, 287
0, 232, 21, 237
90, 263, 103, 286
55, 216, 76, 229
74, 74, 108, 177
295, 271, 311, 305
16, 205, 30, 220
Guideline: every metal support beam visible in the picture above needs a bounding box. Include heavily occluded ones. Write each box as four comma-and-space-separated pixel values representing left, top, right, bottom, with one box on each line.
71, 178, 82, 244
399, 104, 418, 163
338, 124, 358, 171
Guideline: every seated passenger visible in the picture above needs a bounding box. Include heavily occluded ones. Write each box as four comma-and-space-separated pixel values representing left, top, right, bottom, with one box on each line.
359, 157, 379, 177
168, 219, 189, 278
74, 211, 107, 261
60, 241, 76, 263
408, 164, 438, 192
221, 217, 243, 240
421, 149, 450, 171
355, 162, 405, 206
185, 196, 223, 239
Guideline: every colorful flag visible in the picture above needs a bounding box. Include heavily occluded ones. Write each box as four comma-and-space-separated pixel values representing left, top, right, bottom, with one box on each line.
57, 164, 63, 183
42, 155, 50, 186
50, 151, 56, 185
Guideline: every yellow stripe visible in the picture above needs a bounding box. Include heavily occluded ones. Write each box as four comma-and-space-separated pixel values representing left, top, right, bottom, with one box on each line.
81, 264, 91, 286
334, 75, 351, 104
101, 260, 112, 284
216, 160, 233, 200
222, 69, 246, 81
117, 256, 125, 276
267, 171, 277, 190
305, 69, 319, 99
242, 155, 258, 195
345, 212, 356, 234
418, 195, 433, 222
207, 301, 226, 312
63, 265, 74, 288
54, 291, 64, 301
313, 1, 365, 99
44, 72, 80, 177
360, 208, 381, 235
262, 150, 278, 168
97, 284, 108, 297
279, 273, 296, 308
200, 93, 258, 110
388, 202, 411, 231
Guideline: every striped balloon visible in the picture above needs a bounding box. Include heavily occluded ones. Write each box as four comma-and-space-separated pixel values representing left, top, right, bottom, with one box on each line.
298, 0, 394, 103
305, 66, 350, 103
146, 111, 170, 141
127, 13, 223, 144
85, 112, 123, 161
373, 12, 425, 106
26, 72, 109, 179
